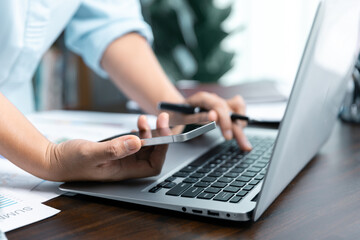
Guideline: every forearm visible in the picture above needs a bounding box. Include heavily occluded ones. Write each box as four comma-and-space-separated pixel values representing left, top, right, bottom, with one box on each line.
101, 33, 185, 115
0, 93, 52, 179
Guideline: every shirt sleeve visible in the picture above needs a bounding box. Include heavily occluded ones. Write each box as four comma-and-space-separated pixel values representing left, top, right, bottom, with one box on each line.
65, 0, 153, 78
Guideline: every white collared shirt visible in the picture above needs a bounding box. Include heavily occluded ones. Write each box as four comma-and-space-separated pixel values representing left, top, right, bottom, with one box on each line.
0, 0, 152, 113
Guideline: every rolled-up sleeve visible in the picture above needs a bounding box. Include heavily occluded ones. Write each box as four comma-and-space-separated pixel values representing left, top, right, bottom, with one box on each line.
65, 0, 153, 78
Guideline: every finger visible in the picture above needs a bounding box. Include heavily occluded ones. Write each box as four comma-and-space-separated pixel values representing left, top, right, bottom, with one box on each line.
207, 110, 218, 122
91, 135, 142, 161
227, 96, 251, 149
156, 112, 172, 136
137, 115, 152, 139
187, 92, 233, 140
137, 115, 151, 131
232, 122, 252, 151
227, 95, 247, 128
227, 95, 246, 114
156, 112, 169, 129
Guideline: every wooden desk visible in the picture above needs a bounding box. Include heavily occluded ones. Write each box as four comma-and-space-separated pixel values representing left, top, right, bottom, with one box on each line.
7, 121, 360, 239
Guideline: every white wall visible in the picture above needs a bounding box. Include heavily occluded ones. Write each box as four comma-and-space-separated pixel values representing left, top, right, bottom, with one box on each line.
215, 0, 320, 86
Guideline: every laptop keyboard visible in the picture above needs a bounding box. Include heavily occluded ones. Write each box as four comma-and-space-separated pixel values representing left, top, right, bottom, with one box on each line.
149, 136, 275, 203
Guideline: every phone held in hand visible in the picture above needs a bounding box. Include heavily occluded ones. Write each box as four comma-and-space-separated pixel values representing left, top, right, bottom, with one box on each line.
99, 121, 216, 146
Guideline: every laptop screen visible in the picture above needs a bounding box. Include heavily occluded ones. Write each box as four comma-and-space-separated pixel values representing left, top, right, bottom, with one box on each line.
254, 0, 360, 220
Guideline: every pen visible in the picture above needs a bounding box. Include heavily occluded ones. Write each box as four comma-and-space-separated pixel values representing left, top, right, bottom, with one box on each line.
158, 102, 254, 123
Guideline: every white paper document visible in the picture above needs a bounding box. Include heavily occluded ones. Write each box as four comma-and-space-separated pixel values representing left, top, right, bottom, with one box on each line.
0, 157, 62, 203
0, 189, 60, 233
246, 102, 287, 122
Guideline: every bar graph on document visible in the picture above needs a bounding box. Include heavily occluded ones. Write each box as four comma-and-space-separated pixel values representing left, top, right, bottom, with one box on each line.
0, 189, 60, 232
0, 194, 18, 209
0, 157, 62, 203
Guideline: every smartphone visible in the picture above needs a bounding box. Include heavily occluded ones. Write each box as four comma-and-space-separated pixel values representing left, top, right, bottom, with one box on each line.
100, 121, 216, 146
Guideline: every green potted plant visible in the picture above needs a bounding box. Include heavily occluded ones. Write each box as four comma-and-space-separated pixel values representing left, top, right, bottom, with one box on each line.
141, 0, 236, 83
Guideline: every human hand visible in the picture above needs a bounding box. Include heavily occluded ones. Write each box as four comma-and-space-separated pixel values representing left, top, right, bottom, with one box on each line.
44, 113, 170, 182
185, 92, 252, 151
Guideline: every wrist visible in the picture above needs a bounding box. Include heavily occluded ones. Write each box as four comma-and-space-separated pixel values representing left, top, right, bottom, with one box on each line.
42, 141, 62, 181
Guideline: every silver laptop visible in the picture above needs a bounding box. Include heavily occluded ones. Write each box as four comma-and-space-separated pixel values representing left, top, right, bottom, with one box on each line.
60, 0, 360, 221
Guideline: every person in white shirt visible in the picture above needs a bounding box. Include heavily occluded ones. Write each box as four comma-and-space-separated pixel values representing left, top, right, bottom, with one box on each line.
0, 0, 251, 182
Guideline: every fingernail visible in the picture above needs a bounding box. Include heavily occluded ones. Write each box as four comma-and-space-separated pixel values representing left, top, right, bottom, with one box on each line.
225, 130, 233, 140
125, 139, 138, 151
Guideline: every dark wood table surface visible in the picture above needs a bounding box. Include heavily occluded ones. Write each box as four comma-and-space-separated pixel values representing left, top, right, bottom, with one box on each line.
7, 121, 360, 240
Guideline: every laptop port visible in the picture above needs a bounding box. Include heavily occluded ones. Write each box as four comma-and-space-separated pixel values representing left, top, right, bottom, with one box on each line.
192, 209, 203, 214
207, 210, 220, 217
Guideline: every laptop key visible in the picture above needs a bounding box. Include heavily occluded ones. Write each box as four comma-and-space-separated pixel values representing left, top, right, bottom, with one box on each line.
183, 177, 199, 184
204, 163, 217, 169
249, 180, 260, 185
224, 172, 239, 178
242, 172, 257, 177
166, 183, 192, 196
165, 177, 176, 182
197, 168, 212, 173
190, 173, 205, 178
255, 175, 264, 180
157, 182, 168, 188
229, 168, 245, 174
163, 182, 176, 189
252, 150, 265, 155
213, 192, 234, 202
212, 182, 227, 188
224, 186, 240, 193
221, 163, 233, 168
220, 154, 229, 160
243, 185, 254, 191
181, 187, 203, 198
253, 163, 267, 168
258, 160, 269, 164
236, 176, 251, 182
238, 163, 249, 168
201, 176, 217, 182
218, 177, 233, 183
246, 155, 259, 160
204, 187, 221, 194
211, 159, 223, 164
149, 186, 162, 193
208, 171, 222, 178
244, 159, 255, 164
230, 181, 246, 188
197, 192, 215, 200
215, 167, 229, 173
226, 158, 239, 164
248, 167, 262, 173
236, 190, 248, 197
173, 171, 189, 178
230, 196, 242, 203
194, 182, 210, 188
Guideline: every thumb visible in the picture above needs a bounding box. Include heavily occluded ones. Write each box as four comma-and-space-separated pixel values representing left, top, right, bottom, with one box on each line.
94, 135, 141, 161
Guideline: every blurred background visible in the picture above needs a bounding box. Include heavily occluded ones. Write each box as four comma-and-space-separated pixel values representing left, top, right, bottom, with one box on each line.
33, 0, 320, 113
